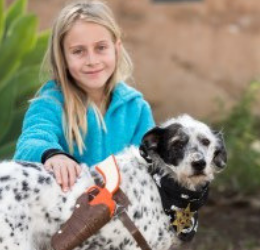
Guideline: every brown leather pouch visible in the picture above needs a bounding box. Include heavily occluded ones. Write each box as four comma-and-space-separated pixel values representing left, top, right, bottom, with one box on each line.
51, 192, 111, 250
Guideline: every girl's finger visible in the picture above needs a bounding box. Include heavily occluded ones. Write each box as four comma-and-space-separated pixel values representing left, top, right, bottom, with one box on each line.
67, 164, 77, 189
44, 161, 52, 171
75, 164, 82, 177
53, 164, 62, 185
60, 165, 69, 192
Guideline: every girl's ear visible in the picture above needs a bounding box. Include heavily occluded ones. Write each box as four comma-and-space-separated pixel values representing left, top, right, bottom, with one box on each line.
115, 39, 122, 58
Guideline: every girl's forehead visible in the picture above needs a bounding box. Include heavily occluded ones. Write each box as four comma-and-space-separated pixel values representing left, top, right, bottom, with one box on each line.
64, 20, 113, 46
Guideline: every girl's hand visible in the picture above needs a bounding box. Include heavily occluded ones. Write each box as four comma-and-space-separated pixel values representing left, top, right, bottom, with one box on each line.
44, 154, 82, 192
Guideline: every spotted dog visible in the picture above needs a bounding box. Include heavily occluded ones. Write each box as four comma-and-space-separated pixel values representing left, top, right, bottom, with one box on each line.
0, 115, 227, 250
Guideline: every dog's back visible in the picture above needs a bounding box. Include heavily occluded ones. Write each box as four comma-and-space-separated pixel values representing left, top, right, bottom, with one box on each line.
0, 161, 94, 249
0, 149, 176, 250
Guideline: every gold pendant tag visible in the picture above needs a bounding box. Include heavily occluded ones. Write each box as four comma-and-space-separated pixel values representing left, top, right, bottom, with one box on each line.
172, 204, 195, 234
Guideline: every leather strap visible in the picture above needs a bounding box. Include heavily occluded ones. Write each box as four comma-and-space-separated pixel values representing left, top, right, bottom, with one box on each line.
119, 211, 152, 250
113, 189, 152, 250
94, 179, 174, 250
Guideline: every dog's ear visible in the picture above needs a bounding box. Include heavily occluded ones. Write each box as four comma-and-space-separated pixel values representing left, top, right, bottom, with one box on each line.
140, 126, 164, 153
212, 130, 227, 170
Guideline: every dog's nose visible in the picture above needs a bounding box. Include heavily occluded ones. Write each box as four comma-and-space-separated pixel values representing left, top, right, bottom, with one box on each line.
191, 159, 206, 171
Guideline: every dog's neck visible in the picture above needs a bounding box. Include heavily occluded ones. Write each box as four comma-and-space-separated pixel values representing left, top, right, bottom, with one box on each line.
152, 172, 209, 212
139, 146, 209, 242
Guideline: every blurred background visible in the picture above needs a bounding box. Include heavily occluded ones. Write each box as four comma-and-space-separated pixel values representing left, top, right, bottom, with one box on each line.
0, 0, 260, 249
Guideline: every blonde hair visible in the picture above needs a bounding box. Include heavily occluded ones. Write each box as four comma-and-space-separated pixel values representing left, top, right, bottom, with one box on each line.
41, 0, 133, 154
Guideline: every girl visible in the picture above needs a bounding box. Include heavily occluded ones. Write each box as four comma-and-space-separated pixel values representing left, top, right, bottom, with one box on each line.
13, 0, 154, 192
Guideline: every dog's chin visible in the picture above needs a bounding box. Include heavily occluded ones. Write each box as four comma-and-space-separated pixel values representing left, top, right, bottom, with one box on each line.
177, 172, 209, 191
191, 171, 206, 177
186, 172, 210, 190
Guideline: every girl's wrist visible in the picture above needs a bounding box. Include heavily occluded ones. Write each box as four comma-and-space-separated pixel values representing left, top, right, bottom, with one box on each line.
41, 149, 79, 164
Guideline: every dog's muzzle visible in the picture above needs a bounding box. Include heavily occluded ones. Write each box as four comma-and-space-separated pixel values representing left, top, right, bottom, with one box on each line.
191, 159, 206, 171
190, 152, 206, 172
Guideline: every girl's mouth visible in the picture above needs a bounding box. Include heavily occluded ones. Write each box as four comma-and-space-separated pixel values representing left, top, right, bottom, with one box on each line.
85, 69, 103, 75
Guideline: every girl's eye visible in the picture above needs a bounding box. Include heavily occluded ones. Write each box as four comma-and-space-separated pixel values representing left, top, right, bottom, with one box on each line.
201, 138, 210, 146
73, 49, 83, 55
97, 45, 107, 52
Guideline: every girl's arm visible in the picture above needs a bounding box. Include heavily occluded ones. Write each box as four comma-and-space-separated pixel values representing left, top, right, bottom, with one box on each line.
13, 95, 82, 191
13, 96, 64, 162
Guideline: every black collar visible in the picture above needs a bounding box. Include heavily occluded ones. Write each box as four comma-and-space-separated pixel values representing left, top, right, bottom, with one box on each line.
152, 172, 209, 213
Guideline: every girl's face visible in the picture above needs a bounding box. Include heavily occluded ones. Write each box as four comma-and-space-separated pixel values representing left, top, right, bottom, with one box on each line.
63, 20, 119, 97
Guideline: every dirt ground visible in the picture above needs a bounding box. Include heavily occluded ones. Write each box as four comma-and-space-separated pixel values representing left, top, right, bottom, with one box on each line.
179, 192, 260, 250
6, 0, 260, 249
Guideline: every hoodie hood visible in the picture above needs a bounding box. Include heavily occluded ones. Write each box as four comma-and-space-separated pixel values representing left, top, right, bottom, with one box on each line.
108, 81, 143, 113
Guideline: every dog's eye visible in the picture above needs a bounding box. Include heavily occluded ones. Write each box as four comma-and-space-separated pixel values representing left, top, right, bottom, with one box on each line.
201, 138, 210, 146
171, 141, 185, 149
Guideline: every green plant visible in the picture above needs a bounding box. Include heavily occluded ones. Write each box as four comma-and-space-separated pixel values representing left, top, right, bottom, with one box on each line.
213, 81, 260, 194
0, 0, 49, 159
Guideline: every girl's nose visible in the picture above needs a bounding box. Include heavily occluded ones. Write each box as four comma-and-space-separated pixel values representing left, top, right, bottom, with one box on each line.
85, 51, 99, 66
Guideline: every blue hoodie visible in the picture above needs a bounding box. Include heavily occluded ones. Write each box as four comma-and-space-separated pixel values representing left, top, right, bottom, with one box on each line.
13, 80, 155, 166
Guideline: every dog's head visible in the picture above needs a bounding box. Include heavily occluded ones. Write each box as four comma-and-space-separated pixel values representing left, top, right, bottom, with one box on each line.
140, 115, 227, 190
